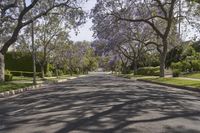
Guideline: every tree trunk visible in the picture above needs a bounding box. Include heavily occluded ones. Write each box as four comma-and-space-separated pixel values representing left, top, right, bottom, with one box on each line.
160, 54, 165, 77
160, 40, 168, 77
55, 68, 59, 78
0, 53, 5, 82
70, 67, 73, 76
41, 65, 45, 78
133, 61, 137, 75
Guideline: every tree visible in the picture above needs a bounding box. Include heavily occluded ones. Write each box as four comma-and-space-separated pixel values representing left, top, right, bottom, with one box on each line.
35, 15, 69, 78
92, 0, 179, 77
0, 0, 85, 81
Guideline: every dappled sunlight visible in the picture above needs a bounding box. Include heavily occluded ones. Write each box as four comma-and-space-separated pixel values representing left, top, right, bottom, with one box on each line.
0, 75, 200, 133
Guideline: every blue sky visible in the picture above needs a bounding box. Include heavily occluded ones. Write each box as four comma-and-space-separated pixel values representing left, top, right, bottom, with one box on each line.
69, 0, 96, 42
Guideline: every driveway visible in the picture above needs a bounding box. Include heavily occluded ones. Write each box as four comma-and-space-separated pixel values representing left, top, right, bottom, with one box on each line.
0, 74, 200, 133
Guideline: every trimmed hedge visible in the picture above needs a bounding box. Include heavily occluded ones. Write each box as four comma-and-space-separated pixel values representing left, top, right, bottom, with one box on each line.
5, 52, 41, 72
136, 66, 160, 76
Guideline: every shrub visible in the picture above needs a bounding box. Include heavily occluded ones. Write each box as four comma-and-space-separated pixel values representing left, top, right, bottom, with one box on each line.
172, 69, 181, 77
57, 70, 64, 76
5, 74, 13, 81
181, 60, 191, 72
5, 70, 13, 81
170, 62, 182, 71
191, 60, 200, 71
136, 66, 160, 76
45, 71, 53, 77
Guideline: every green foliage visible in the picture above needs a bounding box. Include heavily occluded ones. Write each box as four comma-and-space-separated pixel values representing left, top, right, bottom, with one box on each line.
183, 72, 200, 79
170, 62, 183, 71
136, 66, 160, 76
166, 46, 183, 68
190, 0, 200, 4
145, 78, 200, 88
57, 70, 64, 76
191, 60, 200, 71
171, 59, 200, 73
47, 63, 54, 72
142, 53, 160, 67
181, 61, 191, 72
181, 45, 196, 59
5, 70, 13, 81
0, 83, 33, 93
45, 71, 53, 77
5, 52, 41, 72
192, 41, 200, 52
172, 69, 181, 77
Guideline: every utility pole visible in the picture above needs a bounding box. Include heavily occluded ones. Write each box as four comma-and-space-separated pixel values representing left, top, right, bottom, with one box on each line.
32, 21, 37, 85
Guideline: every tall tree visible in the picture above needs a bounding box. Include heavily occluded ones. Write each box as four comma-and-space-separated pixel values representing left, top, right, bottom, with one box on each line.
0, 0, 85, 81
92, 0, 179, 77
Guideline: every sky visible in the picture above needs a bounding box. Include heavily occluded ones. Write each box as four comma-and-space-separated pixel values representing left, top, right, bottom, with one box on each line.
69, 0, 97, 42
25, 0, 96, 42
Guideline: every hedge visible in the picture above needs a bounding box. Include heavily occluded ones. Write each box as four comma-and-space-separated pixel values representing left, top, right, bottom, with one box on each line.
5, 52, 41, 72
136, 66, 160, 76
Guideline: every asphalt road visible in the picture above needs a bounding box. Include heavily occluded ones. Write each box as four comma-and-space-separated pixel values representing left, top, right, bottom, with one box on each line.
0, 74, 200, 133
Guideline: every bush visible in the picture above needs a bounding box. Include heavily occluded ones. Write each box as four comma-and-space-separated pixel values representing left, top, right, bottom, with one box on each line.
57, 70, 64, 76
45, 71, 53, 77
5, 70, 13, 81
172, 69, 181, 77
191, 60, 200, 71
136, 66, 160, 76
5, 74, 13, 81
181, 60, 191, 72
171, 62, 183, 71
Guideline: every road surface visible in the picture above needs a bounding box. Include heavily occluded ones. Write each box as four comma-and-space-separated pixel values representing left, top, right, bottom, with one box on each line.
0, 73, 200, 133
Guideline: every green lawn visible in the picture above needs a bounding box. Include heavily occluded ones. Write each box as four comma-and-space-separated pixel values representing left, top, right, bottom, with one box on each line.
145, 78, 200, 88
13, 76, 43, 81
12, 75, 71, 82
0, 83, 33, 93
0, 75, 75, 93
115, 73, 157, 79
182, 73, 200, 79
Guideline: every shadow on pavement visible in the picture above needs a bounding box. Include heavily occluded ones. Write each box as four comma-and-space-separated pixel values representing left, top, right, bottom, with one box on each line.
0, 75, 200, 133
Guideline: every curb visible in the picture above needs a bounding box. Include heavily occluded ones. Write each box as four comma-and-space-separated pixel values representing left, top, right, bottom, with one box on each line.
0, 84, 47, 98
0, 75, 87, 98
137, 79, 200, 93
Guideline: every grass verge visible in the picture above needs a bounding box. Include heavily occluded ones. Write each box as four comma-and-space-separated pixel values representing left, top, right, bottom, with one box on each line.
114, 73, 142, 79
115, 73, 157, 79
143, 78, 200, 88
182, 73, 200, 79
0, 83, 33, 93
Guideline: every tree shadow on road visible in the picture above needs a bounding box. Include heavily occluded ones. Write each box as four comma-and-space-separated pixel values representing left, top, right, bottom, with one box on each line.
0, 75, 200, 133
